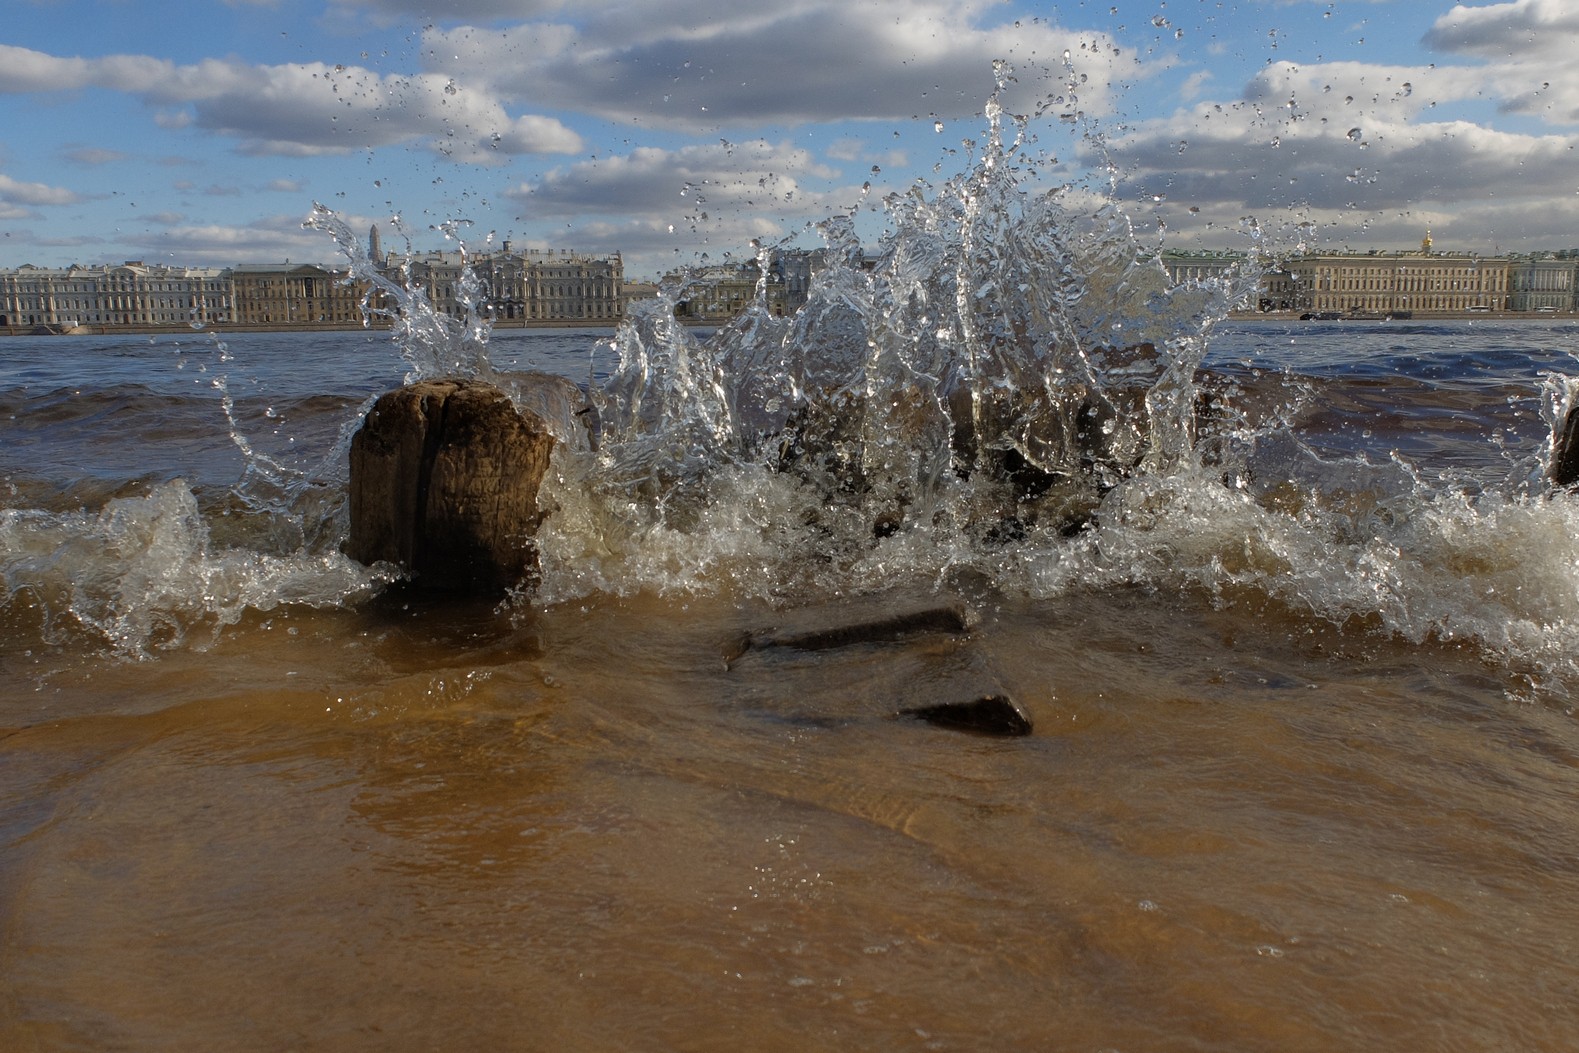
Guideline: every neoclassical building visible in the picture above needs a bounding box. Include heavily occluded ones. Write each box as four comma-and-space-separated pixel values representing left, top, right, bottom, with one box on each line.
393, 235, 626, 325
229, 263, 365, 326
0, 262, 231, 330
1168, 238, 1561, 316
1509, 255, 1576, 312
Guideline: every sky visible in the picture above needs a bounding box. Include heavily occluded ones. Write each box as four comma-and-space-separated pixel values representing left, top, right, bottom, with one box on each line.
1, 0, 1576, 278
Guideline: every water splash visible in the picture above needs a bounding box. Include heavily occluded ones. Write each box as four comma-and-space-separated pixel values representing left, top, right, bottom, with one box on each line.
305, 205, 493, 382
6, 69, 1579, 694
0, 481, 395, 658
531, 68, 1267, 600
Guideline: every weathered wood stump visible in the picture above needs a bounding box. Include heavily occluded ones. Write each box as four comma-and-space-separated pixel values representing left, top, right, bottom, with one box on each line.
1551, 405, 1579, 488
346, 376, 559, 594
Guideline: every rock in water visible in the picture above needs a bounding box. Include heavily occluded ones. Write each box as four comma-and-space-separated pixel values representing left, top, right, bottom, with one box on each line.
900, 694, 1033, 736
346, 377, 556, 593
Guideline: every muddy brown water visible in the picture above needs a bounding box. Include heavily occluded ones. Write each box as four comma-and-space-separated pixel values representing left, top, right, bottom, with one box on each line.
4, 584, 1576, 1052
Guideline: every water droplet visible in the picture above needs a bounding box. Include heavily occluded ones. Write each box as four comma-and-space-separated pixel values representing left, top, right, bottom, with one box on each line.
1347, 127, 1363, 142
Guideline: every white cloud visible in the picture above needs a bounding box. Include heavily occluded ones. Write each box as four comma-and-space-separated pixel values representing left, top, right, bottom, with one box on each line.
426, 2, 1150, 132
0, 172, 84, 206
1422, 0, 1579, 126
326, 0, 564, 25
132, 214, 349, 267
1423, 0, 1579, 61
507, 139, 844, 216
0, 45, 582, 161
1087, 0, 1579, 252
1118, 83, 1579, 215
504, 139, 865, 273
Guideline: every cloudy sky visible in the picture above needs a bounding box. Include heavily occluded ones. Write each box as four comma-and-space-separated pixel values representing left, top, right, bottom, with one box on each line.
1, 0, 1575, 277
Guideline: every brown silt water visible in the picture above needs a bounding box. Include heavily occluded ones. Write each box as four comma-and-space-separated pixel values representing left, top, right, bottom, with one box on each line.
4, 583, 1577, 1051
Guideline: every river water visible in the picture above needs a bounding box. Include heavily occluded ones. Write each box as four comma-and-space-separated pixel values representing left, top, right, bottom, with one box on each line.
2, 313, 1578, 1052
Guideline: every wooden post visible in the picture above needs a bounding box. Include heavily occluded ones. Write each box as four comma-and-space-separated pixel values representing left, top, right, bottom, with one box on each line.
346, 377, 559, 594
1552, 404, 1579, 489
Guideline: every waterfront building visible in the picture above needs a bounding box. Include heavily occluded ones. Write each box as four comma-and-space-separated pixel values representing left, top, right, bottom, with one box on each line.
1161, 249, 1247, 286
621, 280, 660, 315
400, 246, 625, 324
1508, 255, 1576, 313
1278, 239, 1511, 315
671, 260, 792, 321
0, 262, 232, 330
229, 263, 364, 326
402, 251, 470, 321
520, 250, 624, 323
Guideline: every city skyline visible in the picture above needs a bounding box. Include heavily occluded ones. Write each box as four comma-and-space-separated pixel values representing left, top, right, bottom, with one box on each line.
3, 1, 1578, 278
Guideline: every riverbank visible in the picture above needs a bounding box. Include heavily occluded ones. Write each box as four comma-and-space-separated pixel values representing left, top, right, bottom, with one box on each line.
7, 310, 1577, 338
1231, 309, 1577, 322
0, 317, 626, 338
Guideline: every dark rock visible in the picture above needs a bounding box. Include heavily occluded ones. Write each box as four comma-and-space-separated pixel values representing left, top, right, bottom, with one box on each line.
346, 377, 556, 594
900, 694, 1033, 736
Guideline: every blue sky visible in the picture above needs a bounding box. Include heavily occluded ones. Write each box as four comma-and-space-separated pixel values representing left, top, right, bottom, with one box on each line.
2, 1, 1575, 277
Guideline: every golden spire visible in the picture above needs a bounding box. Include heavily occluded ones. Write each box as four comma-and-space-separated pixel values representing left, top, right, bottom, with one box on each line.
1422, 229, 1433, 255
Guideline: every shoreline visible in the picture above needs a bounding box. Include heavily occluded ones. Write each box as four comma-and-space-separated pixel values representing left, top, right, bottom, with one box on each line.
1230, 309, 1577, 322
4, 311, 1575, 338
0, 318, 626, 338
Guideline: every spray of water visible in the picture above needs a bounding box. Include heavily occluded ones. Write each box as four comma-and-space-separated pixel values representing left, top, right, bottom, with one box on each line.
6, 67, 1579, 692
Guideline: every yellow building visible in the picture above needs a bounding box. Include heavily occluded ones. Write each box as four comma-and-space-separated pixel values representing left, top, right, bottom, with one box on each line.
229, 264, 365, 326
1282, 247, 1510, 316
403, 247, 625, 324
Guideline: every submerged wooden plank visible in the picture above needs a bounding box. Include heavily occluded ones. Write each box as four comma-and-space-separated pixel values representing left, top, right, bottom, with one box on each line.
726, 602, 973, 664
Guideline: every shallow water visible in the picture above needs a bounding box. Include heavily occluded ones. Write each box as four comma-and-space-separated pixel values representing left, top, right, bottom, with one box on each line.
4, 580, 1578, 1052
3, 320, 1579, 1050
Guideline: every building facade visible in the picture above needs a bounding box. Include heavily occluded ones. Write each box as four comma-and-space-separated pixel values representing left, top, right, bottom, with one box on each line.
671, 261, 793, 321
1285, 249, 1510, 315
229, 264, 365, 326
0, 262, 232, 331
401, 246, 625, 324
1508, 256, 1576, 312
1161, 249, 1247, 286
1, 238, 627, 332
1164, 239, 1571, 316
